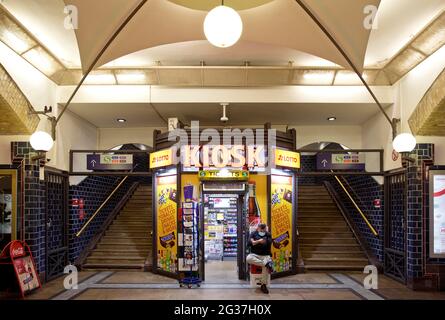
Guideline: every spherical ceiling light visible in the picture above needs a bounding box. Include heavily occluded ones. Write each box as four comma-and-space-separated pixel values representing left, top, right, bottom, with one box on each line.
204, 5, 243, 48
392, 133, 417, 153
30, 131, 54, 152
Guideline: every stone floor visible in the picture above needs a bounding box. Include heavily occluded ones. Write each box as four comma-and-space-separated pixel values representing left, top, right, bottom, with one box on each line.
2, 261, 445, 300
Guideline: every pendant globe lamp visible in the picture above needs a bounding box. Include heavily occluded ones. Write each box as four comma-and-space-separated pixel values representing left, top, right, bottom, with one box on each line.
204, 1, 243, 48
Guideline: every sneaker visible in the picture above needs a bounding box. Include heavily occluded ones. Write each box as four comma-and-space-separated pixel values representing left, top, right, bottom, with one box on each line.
260, 284, 269, 294
265, 262, 274, 273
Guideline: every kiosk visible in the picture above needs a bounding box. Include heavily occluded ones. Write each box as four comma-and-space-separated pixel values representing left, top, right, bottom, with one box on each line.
150, 126, 300, 281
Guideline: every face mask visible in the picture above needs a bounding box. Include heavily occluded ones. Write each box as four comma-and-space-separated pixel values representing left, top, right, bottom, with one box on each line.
258, 232, 266, 237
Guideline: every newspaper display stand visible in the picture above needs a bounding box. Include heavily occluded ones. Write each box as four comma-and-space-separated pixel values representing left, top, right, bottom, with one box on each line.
178, 202, 201, 288
0, 240, 41, 297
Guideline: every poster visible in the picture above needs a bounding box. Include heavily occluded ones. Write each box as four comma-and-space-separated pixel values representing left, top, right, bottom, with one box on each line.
156, 174, 177, 272
270, 174, 293, 273
432, 174, 445, 256
13, 256, 40, 293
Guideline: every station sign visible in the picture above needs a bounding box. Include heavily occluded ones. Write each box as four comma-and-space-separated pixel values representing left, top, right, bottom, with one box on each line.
87, 154, 133, 171
274, 149, 300, 169
150, 148, 174, 169
316, 153, 365, 170
198, 170, 249, 180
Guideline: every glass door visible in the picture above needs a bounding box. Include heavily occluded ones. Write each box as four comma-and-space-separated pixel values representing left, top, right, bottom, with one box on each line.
0, 170, 17, 250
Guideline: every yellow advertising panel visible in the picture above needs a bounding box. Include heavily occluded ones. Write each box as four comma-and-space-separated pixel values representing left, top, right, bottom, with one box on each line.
275, 149, 300, 169
270, 174, 293, 273
150, 149, 173, 169
156, 174, 177, 272
249, 174, 268, 224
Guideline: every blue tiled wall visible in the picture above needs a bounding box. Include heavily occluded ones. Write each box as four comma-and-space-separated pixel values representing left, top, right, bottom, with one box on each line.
299, 155, 322, 185
10, 142, 46, 274
406, 144, 434, 280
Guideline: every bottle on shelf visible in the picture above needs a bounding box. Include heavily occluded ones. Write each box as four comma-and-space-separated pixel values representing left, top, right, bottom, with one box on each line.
248, 181, 261, 231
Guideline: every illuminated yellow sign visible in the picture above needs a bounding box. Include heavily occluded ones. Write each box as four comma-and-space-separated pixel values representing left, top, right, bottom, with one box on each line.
198, 170, 249, 180
150, 149, 173, 169
275, 149, 300, 169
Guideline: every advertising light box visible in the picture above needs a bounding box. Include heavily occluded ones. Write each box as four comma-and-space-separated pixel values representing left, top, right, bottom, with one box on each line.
429, 171, 445, 258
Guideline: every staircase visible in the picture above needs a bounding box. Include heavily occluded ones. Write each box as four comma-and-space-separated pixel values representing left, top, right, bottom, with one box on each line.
83, 184, 153, 270
298, 185, 368, 271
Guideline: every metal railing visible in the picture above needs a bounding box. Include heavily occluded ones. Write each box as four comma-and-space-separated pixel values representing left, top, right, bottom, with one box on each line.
332, 171, 379, 237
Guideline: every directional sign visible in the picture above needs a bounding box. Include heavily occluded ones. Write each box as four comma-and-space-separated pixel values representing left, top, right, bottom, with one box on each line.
87, 154, 133, 171
316, 153, 365, 170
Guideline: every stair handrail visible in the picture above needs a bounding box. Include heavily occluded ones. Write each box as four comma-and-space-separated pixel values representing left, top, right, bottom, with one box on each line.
331, 171, 378, 237
76, 164, 140, 237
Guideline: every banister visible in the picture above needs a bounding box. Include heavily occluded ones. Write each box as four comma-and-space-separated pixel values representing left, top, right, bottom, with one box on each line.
332, 171, 379, 237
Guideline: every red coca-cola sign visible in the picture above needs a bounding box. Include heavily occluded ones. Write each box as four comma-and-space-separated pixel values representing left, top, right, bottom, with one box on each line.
10, 241, 25, 258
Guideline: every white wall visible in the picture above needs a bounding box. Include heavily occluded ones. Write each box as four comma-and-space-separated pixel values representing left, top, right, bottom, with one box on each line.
294, 125, 362, 149
97, 125, 361, 151
98, 127, 165, 150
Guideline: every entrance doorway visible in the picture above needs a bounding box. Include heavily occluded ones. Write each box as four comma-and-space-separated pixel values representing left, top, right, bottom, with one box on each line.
200, 185, 249, 282
203, 194, 239, 281
0, 170, 17, 250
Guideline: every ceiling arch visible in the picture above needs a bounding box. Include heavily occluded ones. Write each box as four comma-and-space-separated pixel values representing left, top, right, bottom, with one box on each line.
64, 0, 380, 73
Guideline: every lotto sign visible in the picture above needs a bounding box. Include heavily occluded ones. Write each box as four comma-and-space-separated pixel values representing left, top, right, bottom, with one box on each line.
150, 149, 173, 169
274, 149, 300, 169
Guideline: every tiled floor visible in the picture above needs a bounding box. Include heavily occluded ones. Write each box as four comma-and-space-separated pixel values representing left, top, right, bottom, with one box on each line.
3, 262, 445, 300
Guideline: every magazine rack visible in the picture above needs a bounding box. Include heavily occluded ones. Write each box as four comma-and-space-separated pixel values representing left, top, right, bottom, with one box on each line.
178, 202, 201, 288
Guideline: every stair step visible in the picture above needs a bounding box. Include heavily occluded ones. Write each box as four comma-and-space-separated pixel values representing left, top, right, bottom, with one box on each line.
99, 240, 151, 246
304, 265, 366, 271
300, 238, 358, 245
304, 257, 368, 265
116, 218, 151, 222
298, 221, 347, 227
299, 226, 350, 232
97, 243, 151, 250
82, 263, 145, 270
301, 252, 366, 259
300, 232, 353, 238
87, 255, 147, 261
106, 231, 151, 237
90, 250, 149, 257
299, 215, 344, 220
298, 205, 337, 210
101, 235, 150, 240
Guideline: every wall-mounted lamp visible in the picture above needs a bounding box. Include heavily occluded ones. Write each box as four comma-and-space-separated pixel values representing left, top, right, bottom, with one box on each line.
30, 130, 53, 165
